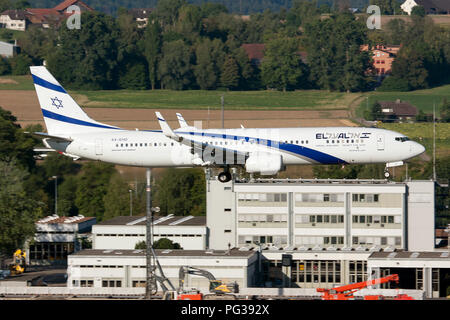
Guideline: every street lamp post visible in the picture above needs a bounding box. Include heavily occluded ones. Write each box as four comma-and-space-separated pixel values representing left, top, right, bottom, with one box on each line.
52, 176, 58, 216
129, 189, 133, 216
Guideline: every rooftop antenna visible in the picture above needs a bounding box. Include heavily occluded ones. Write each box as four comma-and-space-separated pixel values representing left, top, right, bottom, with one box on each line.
433, 102, 436, 181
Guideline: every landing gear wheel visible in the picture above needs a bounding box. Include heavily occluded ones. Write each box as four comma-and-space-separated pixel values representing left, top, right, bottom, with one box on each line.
218, 171, 232, 183
384, 170, 390, 178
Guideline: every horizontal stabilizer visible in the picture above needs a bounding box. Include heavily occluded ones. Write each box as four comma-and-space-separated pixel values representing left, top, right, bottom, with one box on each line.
29, 132, 73, 142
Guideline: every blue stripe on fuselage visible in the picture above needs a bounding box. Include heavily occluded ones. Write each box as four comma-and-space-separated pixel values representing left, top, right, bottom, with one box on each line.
42, 109, 122, 130
177, 131, 347, 164
32, 75, 67, 93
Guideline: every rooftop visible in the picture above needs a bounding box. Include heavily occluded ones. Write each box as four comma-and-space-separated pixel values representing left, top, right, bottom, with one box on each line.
97, 214, 206, 227
369, 251, 450, 260
232, 178, 421, 185
71, 248, 255, 258
36, 215, 95, 225
379, 100, 418, 116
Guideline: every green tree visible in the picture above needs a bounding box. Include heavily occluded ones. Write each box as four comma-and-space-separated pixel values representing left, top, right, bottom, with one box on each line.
286, 0, 320, 30
0, 159, 43, 254
75, 162, 116, 221
369, 0, 401, 15
10, 53, 32, 75
158, 40, 193, 90
103, 173, 131, 221
261, 36, 307, 91
0, 106, 36, 171
47, 12, 120, 90
0, 0, 12, 12
154, 238, 181, 249
440, 99, 450, 122
134, 238, 182, 249
194, 38, 225, 90
378, 76, 410, 92
156, 0, 187, 31
220, 55, 239, 90
57, 175, 79, 217
391, 46, 429, 90
0, 56, 11, 75
363, 101, 382, 121
143, 21, 162, 90
154, 168, 205, 216
304, 13, 372, 92
411, 5, 426, 17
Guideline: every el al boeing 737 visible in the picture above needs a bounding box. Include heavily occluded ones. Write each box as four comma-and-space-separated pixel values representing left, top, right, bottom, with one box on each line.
29, 66, 425, 182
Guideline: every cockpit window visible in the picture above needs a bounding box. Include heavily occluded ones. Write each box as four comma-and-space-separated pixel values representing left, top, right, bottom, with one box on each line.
395, 137, 410, 142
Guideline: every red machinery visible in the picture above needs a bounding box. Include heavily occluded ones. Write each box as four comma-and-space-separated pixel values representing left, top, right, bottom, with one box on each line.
317, 274, 414, 300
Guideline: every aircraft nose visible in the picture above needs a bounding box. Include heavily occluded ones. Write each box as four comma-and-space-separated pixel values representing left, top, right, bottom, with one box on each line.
411, 142, 425, 156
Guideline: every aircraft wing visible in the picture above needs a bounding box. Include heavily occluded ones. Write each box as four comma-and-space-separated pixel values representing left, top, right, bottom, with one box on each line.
155, 112, 247, 165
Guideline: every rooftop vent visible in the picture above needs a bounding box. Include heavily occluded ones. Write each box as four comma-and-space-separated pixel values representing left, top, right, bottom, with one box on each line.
169, 215, 194, 226
387, 252, 397, 258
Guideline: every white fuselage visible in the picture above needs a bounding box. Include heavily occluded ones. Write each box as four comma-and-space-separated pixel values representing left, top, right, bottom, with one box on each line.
49, 126, 425, 168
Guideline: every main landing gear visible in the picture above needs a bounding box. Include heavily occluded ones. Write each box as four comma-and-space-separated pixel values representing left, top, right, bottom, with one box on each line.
218, 168, 232, 183
384, 167, 390, 178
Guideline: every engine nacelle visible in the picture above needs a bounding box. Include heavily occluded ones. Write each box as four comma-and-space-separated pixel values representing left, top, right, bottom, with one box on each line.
245, 153, 283, 175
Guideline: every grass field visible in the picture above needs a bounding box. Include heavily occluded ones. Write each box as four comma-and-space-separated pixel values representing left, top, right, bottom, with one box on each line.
0, 74, 362, 110
73, 89, 360, 110
0, 75, 35, 90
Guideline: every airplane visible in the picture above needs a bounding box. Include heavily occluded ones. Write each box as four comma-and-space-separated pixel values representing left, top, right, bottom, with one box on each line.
29, 66, 425, 183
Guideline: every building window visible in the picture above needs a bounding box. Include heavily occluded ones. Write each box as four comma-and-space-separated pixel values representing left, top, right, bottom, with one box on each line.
102, 280, 122, 287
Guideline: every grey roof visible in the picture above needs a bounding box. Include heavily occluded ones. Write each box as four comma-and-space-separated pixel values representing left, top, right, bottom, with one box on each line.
97, 215, 206, 227
0, 9, 27, 20
70, 248, 256, 258
369, 251, 450, 260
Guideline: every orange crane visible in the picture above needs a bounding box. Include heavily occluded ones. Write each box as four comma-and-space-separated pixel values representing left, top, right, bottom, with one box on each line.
317, 274, 414, 300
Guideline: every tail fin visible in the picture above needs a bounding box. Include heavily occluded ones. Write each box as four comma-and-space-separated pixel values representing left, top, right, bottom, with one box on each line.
30, 66, 120, 135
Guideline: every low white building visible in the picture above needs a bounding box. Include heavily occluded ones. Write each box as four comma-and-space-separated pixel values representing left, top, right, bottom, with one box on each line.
29, 215, 96, 264
368, 251, 450, 299
92, 215, 207, 250
67, 248, 257, 293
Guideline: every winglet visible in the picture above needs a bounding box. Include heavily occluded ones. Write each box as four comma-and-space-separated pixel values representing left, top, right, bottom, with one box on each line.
176, 113, 188, 128
155, 112, 182, 142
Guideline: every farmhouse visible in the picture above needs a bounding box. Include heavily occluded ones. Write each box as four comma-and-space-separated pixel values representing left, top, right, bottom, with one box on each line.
0, 0, 93, 30
379, 99, 418, 122
128, 8, 153, 28
361, 44, 400, 77
0, 9, 27, 31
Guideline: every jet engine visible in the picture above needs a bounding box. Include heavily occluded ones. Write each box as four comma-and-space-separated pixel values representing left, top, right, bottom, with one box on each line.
245, 153, 283, 175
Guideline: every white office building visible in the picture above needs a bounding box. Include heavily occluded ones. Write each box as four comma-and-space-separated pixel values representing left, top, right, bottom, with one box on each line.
92, 215, 207, 250
207, 177, 435, 252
